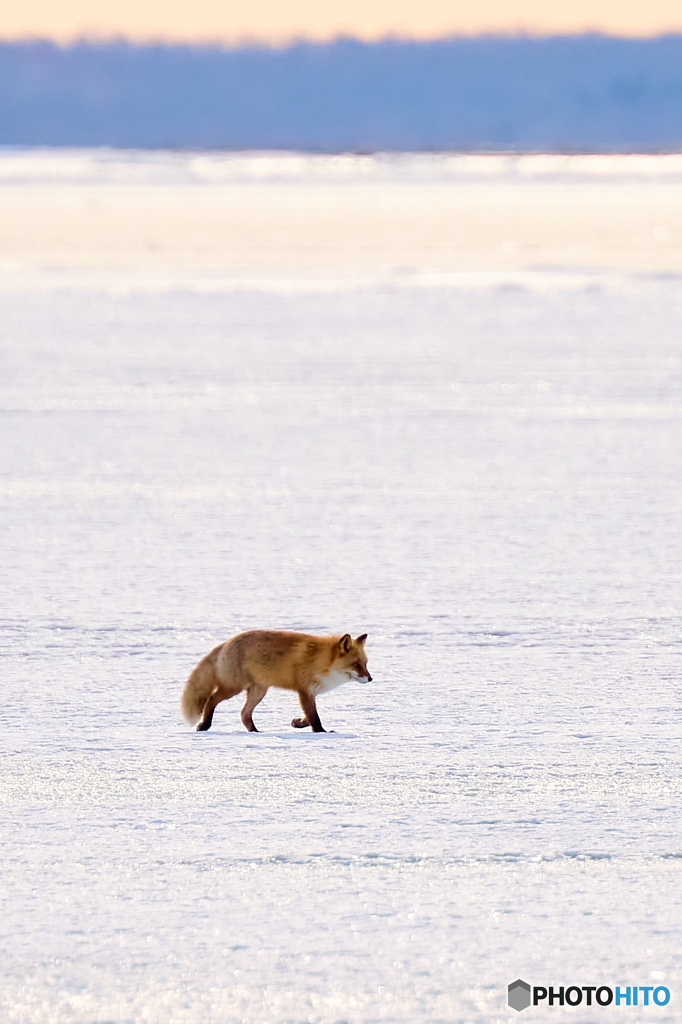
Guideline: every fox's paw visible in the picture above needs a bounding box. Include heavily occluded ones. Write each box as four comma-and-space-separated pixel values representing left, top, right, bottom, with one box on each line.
291, 717, 310, 729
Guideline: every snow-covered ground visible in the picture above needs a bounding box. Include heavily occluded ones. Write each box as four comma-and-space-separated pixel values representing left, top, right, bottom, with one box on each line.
1, 152, 682, 1023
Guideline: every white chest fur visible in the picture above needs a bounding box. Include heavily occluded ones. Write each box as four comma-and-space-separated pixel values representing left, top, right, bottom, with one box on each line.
313, 669, 354, 695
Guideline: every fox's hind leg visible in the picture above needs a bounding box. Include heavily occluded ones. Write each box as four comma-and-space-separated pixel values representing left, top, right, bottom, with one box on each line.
240, 685, 267, 732
196, 685, 240, 731
293, 690, 326, 733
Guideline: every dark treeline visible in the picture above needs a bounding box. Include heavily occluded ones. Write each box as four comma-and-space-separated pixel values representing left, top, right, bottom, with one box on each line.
1, 36, 682, 150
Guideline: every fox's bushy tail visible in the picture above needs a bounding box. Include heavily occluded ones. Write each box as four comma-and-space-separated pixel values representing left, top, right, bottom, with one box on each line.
181, 653, 221, 725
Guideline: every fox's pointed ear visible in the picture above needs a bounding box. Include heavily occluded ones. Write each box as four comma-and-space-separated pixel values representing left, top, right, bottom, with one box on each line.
339, 633, 352, 653
356, 633, 367, 645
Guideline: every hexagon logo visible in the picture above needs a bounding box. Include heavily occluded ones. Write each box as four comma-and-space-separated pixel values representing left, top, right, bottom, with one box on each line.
508, 979, 531, 1012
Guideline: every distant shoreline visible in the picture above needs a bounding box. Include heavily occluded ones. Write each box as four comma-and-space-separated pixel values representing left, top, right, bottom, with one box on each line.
1, 36, 682, 151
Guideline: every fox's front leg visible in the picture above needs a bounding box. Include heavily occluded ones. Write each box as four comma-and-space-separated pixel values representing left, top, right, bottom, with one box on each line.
292, 690, 326, 733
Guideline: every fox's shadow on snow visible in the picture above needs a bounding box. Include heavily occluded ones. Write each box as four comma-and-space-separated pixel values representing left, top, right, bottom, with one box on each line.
189, 729, 358, 742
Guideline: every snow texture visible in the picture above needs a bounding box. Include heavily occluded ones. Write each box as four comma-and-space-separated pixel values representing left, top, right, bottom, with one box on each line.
1, 152, 682, 1023
2, 36, 682, 150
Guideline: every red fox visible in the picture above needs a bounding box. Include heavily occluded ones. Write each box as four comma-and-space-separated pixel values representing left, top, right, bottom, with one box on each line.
181, 630, 371, 733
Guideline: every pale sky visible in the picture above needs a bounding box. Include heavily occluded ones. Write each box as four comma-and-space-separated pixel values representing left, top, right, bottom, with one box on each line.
1, 0, 681, 44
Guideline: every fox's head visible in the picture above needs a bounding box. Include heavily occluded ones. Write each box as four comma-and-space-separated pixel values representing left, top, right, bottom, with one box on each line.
336, 633, 372, 683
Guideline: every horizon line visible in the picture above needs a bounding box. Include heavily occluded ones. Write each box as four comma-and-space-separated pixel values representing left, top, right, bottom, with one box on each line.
3, 29, 682, 49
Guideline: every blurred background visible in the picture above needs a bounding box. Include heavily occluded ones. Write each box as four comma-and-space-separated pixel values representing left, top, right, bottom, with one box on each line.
1, 0, 682, 150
